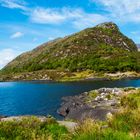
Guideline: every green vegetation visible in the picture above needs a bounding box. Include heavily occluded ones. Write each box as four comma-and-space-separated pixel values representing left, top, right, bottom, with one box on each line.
0, 89, 140, 140
88, 90, 98, 99
2, 43, 140, 74
0, 117, 69, 140
1, 22, 140, 78
72, 89, 140, 140
72, 118, 139, 140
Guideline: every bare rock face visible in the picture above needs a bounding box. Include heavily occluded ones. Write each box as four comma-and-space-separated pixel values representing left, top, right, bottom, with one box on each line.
96, 22, 119, 31
58, 88, 123, 121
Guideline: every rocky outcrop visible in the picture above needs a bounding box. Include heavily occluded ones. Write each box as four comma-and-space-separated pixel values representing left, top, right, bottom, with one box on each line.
58, 88, 123, 121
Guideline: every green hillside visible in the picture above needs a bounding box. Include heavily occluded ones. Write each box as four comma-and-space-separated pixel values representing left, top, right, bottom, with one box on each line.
1, 22, 140, 75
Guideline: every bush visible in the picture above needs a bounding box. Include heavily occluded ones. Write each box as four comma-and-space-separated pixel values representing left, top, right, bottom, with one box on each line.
0, 117, 69, 140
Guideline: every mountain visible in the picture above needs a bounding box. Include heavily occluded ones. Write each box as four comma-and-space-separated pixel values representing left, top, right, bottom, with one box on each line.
1, 22, 140, 79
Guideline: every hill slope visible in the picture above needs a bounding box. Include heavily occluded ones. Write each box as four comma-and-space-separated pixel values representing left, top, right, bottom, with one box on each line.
2, 22, 140, 77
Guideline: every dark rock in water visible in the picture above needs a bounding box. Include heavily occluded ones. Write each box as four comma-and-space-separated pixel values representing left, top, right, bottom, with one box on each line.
66, 107, 112, 121
58, 88, 122, 121
58, 95, 87, 117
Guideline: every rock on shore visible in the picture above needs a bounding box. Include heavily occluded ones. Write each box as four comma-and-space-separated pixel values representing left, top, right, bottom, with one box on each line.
58, 88, 130, 121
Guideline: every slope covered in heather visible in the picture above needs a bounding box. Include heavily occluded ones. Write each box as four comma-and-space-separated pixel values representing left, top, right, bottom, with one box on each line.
1, 22, 140, 75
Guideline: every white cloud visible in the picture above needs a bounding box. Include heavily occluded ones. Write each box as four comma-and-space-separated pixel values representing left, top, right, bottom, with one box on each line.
92, 0, 140, 23
0, 0, 108, 29
0, 0, 108, 28
10, 32, 24, 39
48, 37, 54, 41
0, 0, 27, 10
0, 49, 20, 69
30, 8, 66, 24
29, 7, 108, 28
1, 0, 140, 25
72, 13, 108, 29
29, 7, 83, 24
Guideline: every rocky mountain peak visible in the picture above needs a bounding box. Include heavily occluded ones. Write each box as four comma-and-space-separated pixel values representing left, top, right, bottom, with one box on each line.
96, 22, 119, 31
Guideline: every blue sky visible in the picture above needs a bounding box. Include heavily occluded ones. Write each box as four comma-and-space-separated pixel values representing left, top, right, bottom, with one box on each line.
0, 0, 140, 68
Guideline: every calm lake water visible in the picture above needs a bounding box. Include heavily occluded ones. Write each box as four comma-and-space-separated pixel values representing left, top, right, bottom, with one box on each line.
0, 79, 140, 119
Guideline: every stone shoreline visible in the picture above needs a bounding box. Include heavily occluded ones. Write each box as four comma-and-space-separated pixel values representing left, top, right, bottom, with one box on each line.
1, 70, 140, 82
58, 87, 138, 121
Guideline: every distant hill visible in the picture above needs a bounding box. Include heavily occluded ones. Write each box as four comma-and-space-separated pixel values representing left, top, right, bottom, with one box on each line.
2, 22, 140, 75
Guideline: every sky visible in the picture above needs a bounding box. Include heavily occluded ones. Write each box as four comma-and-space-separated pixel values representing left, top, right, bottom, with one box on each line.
0, 0, 140, 69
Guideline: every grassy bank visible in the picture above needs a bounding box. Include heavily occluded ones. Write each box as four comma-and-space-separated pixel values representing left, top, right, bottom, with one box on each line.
0, 70, 140, 82
0, 117, 69, 140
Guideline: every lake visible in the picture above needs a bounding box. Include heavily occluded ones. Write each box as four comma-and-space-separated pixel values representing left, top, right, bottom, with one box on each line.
0, 79, 140, 119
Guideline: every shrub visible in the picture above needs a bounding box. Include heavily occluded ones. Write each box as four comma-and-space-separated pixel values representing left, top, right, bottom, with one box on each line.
0, 117, 69, 140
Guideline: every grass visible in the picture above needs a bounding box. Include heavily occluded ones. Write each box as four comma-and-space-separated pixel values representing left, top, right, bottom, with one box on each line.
0, 117, 69, 140
89, 90, 98, 98
60, 70, 94, 81
72, 109, 140, 139
72, 118, 139, 140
